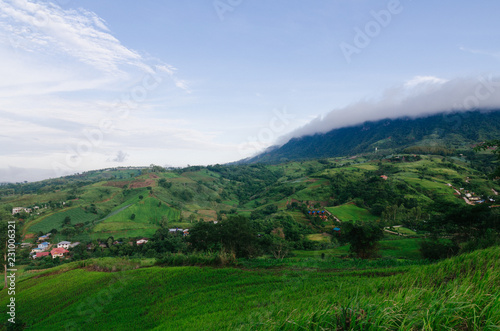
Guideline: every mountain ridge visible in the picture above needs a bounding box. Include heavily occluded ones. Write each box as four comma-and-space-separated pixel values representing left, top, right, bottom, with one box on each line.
242, 110, 500, 164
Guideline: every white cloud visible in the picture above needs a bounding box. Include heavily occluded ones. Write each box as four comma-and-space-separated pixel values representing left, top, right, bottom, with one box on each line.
0, 0, 148, 75
0, 0, 201, 181
404, 75, 448, 88
276, 75, 500, 145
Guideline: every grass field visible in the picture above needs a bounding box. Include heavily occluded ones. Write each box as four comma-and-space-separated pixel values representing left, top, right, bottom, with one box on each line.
2, 247, 499, 330
326, 203, 379, 222
27, 207, 97, 234
92, 197, 180, 238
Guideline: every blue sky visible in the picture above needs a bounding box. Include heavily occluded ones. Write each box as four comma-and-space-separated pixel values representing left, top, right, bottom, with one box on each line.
1, 0, 499, 181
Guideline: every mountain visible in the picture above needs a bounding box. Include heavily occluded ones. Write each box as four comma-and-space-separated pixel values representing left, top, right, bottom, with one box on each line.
244, 110, 500, 164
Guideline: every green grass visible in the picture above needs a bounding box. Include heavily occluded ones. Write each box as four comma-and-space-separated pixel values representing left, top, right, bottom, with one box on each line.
2, 247, 499, 330
326, 203, 379, 222
91, 197, 180, 238
378, 238, 422, 259
27, 207, 97, 234
306, 233, 331, 242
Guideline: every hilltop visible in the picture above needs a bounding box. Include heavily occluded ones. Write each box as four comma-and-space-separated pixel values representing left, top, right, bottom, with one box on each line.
244, 110, 500, 164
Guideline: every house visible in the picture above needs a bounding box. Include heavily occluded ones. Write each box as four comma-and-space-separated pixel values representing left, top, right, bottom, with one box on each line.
12, 207, 33, 215
35, 252, 50, 259
50, 247, 69, 259
21, 243, 32, 249
380, 175, 388, 180
31, 247, 43, 254
136, 238, 148, 245
38, 242, 50, 250
12, 207, 24, 215
183, 229, 189, 236
38, 233, 51, 241
57, 241, 71, 249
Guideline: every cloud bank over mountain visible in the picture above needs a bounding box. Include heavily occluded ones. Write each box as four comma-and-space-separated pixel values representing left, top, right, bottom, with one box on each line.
276, 75, 500, 145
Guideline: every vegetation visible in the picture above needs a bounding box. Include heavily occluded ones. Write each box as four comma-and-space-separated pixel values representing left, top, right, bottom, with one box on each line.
1, 139, 500, 329
0, 247, 499, 329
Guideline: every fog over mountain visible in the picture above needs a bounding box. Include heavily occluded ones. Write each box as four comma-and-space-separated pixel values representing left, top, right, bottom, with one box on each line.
275, 75, 500, 146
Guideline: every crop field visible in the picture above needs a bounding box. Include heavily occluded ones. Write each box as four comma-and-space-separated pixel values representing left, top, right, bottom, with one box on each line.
92, 197, 180, 238
326, 203, 379, 222
1, 190, 68, 207
292, 180, 331, 201
353, 163, 378, 171
306, 233, 331, 242
27, 207, 97, 234
3, 247, 499, 330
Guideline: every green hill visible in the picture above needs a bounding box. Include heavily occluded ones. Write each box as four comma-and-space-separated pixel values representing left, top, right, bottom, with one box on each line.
244, 110, 500, 164
1, 247, 499, 330
2, 152, 499, 242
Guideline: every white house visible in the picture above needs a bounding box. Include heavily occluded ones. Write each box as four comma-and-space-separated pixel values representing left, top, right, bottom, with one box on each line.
57, 241, 71, 249
12, 207, 32, 215
136, 238, 148, 245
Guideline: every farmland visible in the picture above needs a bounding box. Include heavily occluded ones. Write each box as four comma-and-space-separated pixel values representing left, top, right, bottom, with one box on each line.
27, 207, 97, 234
326, 203, 379, 222
91, 196, 180, 239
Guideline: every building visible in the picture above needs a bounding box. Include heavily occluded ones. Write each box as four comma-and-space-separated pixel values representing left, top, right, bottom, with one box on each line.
35, 252, 50, 259
50, 247, 69, 259
12, 207, 32, 215
57, 241, 71, 249
38, 233, 51, 241
136, 238, 148, 245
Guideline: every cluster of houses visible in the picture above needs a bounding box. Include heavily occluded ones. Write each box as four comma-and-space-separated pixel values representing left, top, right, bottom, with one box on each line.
12, 206, 39, 215
307, 210, 328, 220
29, 233, 79, 259
447, 183, 490, 205
169, 228, 189, 236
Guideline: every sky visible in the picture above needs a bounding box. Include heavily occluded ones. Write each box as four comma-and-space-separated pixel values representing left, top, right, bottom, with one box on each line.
0, 0, 499, 182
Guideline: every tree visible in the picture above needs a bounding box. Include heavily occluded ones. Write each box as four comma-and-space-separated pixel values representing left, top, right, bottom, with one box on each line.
62, 216, 71, 227
475, 140, 500, 178
339, 221, 384, 259
188, 216, 260, 258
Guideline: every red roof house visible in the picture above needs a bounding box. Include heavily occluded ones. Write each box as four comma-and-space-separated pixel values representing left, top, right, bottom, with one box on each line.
35, 252, 50, 259
50, 247, 69, 259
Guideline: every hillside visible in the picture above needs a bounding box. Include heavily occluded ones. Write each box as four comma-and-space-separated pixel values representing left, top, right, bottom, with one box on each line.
2, 153, 499, 244
1, 247, 499, 330
244, 110, 500, 164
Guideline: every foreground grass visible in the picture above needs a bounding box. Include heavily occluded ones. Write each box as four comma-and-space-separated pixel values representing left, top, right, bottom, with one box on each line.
1, 247, 499, 330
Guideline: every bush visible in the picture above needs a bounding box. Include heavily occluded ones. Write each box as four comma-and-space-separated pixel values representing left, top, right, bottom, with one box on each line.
419, 238, 459, 260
